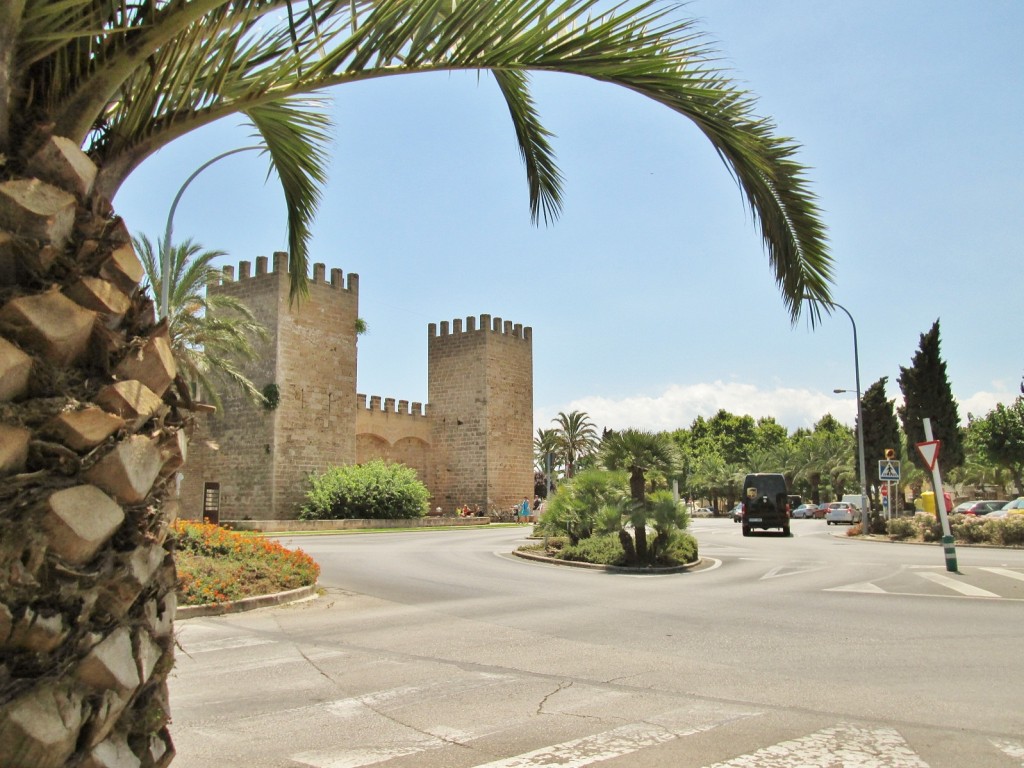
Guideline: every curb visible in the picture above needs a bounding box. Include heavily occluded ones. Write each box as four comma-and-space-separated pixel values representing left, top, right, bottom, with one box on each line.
513, 549, 705, 574
176, 584, 319, 619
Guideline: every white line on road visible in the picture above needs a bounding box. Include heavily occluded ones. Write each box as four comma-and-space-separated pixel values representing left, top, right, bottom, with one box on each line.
825, 582, 887, 594
184, 636, 277, 654
704, 723, 930, 767
992, 738, 1024, 760
917, 571, 1000, 598
469, 706, 757, 768
979, 567, 1024, 582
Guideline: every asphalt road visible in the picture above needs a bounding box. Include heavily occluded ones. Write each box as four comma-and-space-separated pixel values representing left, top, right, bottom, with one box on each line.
169, 519, 1024, 767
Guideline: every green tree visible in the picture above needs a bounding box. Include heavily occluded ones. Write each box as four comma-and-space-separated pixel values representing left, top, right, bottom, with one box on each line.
552, 410, 600, 478
858, 376, 902, 504
601, 429, 680, 565
533, 427, 561, 494
979, 398, 1024, 495
898, 321, 964, 471
1, 1, 834, 761
135, 234, 268, 409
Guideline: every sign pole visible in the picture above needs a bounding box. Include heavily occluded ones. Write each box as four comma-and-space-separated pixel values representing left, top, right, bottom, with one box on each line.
920, 418, 957, 573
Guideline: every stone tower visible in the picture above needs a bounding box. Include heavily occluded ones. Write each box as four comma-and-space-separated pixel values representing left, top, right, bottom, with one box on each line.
181, 253, 359, 519
427, 315, 534, 514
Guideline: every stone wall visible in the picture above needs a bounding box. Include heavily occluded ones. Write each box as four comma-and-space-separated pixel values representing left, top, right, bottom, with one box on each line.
180, 261, 533, 521
180, 254, 358, 520
427, 315, 533, 514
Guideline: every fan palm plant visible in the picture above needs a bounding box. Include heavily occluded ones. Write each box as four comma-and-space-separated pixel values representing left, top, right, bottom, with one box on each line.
135, 234, 268, 410
1, 1, 834, 763
601, 429, 680, 564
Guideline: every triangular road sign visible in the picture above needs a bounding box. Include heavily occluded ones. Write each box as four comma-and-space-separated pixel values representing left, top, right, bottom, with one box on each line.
879, 460, 900, 481
916, 440, 941, 471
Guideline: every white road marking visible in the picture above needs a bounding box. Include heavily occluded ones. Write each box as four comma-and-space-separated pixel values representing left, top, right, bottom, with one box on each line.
826, 582, 887, 594
992, 738, 1024, 761
760, 564, 826, 580
185, 636, 277, 654
470, 706, 758, 768
704, 723, 930, 767
980, 566, 1024, 582
917, 571, 1000, 598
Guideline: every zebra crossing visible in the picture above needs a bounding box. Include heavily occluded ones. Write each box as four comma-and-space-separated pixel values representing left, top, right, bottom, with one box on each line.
169, 629, 1024, 768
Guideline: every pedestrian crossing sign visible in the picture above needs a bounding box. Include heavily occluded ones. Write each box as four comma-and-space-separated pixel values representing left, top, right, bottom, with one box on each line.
879, 460, 900, 481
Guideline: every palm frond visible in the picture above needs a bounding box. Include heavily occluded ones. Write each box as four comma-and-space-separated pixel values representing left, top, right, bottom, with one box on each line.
244, 97, 333, 303
133, 234, 268, 408
11, 0, 833, 321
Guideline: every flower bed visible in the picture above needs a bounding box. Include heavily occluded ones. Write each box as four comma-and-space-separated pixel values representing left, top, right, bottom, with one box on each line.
174, 520, 320, 606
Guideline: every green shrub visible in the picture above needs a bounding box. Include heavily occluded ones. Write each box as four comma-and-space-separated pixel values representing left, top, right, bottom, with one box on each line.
887, 517, 917, 540
301, 460, 429, 520
993, 516, 1024, 546
555, 533, 628, 566
951, 514, 990, 544
658, 530, 698, 565
538, 469, 627, 543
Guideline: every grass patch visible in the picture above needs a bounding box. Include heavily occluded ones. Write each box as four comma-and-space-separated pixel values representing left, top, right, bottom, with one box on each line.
174, 520, 320, 606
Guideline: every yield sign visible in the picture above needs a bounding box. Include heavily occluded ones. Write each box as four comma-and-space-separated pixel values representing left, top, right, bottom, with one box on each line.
916, 440, 941, 470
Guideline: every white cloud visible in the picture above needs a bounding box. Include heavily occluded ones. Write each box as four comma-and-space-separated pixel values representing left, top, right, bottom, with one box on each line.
536, 381, 1020, 434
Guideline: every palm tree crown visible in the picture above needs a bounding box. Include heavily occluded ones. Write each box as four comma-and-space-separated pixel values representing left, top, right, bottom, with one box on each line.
5, 0, 832, 314
552, 410, 600, 478
135, 234, 268, 409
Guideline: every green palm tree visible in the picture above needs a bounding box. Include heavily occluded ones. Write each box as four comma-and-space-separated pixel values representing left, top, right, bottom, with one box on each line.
136, 234, 268, 410
553, 410, 600, 478
534, 426, 561, 491
601, 429, 680, 564
2, 1, 834, 761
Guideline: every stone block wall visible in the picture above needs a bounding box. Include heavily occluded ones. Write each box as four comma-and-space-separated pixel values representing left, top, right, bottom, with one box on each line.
427, 315, 533, 514
355, 396, 432, 500
180, 254, 358, 519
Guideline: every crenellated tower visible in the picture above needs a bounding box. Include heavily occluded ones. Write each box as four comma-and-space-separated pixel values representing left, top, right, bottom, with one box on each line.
427, 315, 534, 514
181, 252, 359, 519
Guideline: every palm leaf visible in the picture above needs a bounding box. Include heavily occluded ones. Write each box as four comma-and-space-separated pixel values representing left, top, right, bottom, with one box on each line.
9, 0, 833, 321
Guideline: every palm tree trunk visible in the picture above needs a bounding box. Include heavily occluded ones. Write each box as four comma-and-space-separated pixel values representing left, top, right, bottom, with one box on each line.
0, 139, 185, 767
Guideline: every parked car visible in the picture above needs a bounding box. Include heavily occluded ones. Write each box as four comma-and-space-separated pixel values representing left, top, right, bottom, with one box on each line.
812, 503, 829, 519
991, 497, 1024, 516
825, 502, 856, 525
693, 507, 714, 518
791, 503, 818, 519
731, 503, 744, 522
952, 500, 1005, 516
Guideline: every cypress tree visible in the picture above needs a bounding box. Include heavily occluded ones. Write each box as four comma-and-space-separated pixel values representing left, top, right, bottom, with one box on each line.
897, 321, 964, 471
857, 377, 903, 497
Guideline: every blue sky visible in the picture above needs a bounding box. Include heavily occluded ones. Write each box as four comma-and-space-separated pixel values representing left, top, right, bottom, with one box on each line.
114, 1, 1023, 436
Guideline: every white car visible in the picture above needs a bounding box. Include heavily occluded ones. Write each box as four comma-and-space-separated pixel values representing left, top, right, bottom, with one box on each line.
825, 502, 856, 525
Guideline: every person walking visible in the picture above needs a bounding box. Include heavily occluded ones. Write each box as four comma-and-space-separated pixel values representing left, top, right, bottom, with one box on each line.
519, 497, 530, 524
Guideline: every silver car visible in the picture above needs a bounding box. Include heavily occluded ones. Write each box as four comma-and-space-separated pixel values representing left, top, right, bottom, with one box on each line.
825, 502, 856, 525
791, 503, 818, 519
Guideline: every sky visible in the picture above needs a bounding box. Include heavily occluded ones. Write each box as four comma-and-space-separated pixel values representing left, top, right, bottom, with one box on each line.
113, 1, 1023, 437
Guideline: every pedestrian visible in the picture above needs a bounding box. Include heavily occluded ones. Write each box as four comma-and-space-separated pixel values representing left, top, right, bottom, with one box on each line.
520, 497, 530, 524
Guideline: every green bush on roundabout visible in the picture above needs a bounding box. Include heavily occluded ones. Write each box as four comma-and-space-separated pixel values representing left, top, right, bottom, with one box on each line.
530, 468, 699, 568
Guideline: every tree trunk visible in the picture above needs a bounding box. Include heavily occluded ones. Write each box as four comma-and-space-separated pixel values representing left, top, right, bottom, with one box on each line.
0, 138, 187, 767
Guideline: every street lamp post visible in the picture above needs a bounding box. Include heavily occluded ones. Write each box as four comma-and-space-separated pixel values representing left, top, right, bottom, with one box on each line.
827, 302, 869, 534
160, 146, 262, 319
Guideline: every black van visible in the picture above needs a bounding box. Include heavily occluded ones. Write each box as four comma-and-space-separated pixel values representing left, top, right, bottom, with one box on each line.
741, 473, 791, 536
